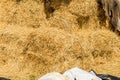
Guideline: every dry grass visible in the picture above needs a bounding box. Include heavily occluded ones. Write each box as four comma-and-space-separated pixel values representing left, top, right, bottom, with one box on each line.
0, 0, 120, 80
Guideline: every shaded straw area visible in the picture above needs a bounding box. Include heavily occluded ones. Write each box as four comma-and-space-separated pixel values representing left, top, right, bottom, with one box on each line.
0, 0, 120, 80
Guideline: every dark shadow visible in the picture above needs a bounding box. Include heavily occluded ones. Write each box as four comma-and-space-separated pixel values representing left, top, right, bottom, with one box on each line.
16, 0, 22, 4
43, 0, 72, 19
96, 0, 107, 27
0, 77, 11, 80
77, 15, 89, 28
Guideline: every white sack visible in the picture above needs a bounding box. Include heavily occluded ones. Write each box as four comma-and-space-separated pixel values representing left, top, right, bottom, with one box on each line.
63, 67, 102, 80
38, 72, 65, 80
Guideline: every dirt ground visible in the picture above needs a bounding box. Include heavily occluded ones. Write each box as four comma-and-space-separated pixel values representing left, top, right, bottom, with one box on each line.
0, 0, 120, 80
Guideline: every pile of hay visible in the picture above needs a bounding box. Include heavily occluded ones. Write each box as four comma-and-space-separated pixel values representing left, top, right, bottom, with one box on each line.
0, 0, 120, 80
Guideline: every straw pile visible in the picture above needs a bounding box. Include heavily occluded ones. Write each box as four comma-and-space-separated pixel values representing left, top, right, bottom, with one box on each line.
0, 0, 120, 80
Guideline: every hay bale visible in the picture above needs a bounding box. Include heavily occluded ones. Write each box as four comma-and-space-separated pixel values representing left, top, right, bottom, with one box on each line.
0, 0, 119, 80
0, 0, 46, 27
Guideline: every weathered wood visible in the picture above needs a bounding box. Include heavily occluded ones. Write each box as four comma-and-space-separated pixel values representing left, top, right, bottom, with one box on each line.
96, 0, 120, 33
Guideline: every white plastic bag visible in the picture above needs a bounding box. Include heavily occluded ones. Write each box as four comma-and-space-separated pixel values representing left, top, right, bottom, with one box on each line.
38, 67, 102, 80
63, 67, 102, 80
38, 72, 65, 80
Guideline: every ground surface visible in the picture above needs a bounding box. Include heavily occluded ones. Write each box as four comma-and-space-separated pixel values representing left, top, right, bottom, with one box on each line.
0, 0, 120, 80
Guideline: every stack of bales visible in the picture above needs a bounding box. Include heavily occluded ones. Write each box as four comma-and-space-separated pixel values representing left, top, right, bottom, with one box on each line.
0, 0, 120, 80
